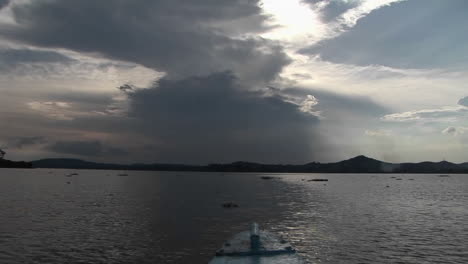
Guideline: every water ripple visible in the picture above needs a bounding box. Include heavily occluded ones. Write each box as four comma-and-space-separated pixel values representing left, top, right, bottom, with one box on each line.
0, 170, 467, 263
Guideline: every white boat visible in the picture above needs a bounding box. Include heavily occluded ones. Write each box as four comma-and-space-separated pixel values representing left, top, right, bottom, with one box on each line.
209, 223, 305, 264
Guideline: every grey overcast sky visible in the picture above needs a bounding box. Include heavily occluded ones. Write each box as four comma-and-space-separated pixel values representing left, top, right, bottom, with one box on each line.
0, 0, 467, 164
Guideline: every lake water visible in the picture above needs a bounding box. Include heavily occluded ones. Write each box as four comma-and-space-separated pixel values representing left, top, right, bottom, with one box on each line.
0, 169, 467, 263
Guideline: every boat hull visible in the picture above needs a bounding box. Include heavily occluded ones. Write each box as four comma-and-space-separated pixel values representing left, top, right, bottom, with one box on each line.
209, 229, 305, 264
209, 254, 305, 264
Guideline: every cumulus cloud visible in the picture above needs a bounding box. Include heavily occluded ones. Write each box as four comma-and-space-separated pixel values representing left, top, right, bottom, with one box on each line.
26, 97, 130, 121
301, 0, 468, 69
442, 126, 468, 136
0, 0, 312, 163
278, 86, 388, 119
27, 101, 74, 120
298, 0, 403, 45
382, 106, 468, 123
302, 0, 360, 22
442, 127, 456, 136
298, 95, 320, 115
458, 96, 468, 107
2, 0, 462, 164
0, 0, 289, 84
122, 71, 322, 164
3, 68, 391, 163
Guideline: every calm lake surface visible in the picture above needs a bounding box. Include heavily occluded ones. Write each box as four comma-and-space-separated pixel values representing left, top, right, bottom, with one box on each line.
0, 169, 467, 264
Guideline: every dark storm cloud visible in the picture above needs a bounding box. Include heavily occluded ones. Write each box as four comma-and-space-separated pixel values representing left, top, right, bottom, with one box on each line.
301, 0, 468, 69
458, 97, 468, 107
0, 0, 9, 9
46, 140, 128, 157
302, 0, 359, 22
1, 0, 289, 82
125, 72, 321, 164
4, 72, 390, 164
0, 0, 374, 164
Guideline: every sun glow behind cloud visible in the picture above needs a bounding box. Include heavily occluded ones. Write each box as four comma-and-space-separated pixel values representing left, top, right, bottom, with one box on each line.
260, 0, 324, 44
259, 0, 430, 103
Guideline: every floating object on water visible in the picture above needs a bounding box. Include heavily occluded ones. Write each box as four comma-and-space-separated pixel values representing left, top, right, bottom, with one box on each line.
260, 176, 279, 180
209, 223, 304, 263
66, 173, 78, 177
439, 175, 450, 177
307, 179, 328, 182
118, 173, 128, 176
222, 202, 239, 208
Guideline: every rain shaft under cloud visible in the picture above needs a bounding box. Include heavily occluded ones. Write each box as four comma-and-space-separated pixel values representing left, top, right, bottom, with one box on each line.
123, 72, 322, 164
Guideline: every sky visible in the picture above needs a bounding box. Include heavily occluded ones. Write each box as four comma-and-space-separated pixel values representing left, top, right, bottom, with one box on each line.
0, 0, 467, 164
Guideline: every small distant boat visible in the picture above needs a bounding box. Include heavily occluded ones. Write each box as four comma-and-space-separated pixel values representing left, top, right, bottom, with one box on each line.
260, 176, 278, 180
221, 202, 239, 208
307, 179, 328, 182
209, 223, 305, 264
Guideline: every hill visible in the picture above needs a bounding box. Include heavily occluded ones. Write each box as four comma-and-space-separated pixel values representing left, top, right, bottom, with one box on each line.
30, 155, 468, 173
0, 158, 32, 168
32, 158, 200, 171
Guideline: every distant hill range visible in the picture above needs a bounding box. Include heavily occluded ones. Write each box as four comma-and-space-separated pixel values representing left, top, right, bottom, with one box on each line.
29, 155, 468, 173
0, 158, 32, 168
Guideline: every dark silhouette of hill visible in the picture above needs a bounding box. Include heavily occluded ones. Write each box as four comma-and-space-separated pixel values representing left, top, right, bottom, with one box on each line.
32, 158, 200, 171
0, 148, 32, 168
315, 155, 397, 173
395, 161, 462, 173
0, 158, 32, 168
30, 155, 468, 173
